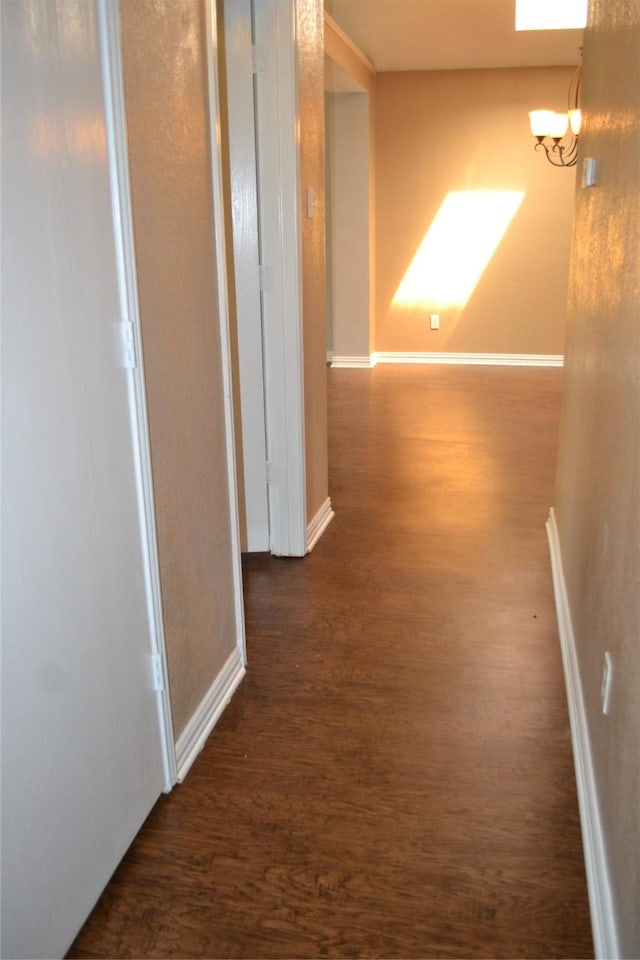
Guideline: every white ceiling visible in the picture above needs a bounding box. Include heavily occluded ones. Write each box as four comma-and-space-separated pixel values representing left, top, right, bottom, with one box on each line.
326, 0, 583, 72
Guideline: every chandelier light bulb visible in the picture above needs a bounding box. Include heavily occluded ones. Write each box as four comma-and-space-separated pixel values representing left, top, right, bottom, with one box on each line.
547, 112, 570, 139
569, 108, 583, 136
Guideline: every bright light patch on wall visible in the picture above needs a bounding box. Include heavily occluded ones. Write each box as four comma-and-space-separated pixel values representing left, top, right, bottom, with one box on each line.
516, 0, 587, 31
392, 191, 525, 310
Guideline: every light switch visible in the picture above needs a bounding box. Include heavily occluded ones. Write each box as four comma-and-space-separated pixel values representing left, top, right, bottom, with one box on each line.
582, 157, 597, 188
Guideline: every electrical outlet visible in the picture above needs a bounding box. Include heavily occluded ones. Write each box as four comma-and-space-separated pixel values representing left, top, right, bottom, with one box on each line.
601, 651, 613, 715
429, 314, 440, 330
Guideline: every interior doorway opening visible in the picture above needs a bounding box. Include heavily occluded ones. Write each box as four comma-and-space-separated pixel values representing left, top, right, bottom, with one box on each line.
324, 17, 376, 369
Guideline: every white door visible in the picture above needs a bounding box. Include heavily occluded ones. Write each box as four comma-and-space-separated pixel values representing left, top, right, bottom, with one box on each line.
1, 3, 168, 957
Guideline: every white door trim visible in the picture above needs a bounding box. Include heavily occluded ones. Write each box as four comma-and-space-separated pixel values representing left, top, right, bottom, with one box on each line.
546, 510, 619, 960
254, 0, 307, 556
203, 0, 248, 659
223, 0, 270, 552
98, 0, 177, 790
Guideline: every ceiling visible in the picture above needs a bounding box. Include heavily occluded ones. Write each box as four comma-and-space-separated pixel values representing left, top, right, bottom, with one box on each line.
325, 0, 583, 72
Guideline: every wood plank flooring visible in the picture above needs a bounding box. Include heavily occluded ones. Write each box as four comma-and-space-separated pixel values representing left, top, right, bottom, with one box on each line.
69, 365, 593, 959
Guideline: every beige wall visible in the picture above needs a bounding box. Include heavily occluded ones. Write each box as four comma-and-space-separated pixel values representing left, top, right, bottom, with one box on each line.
554, 2, 640, 956
297, 0, 329, 523
375, 67, 576, 355
324, 13, 376, 361
328, 92, 371, 358
120, 0, 239, 739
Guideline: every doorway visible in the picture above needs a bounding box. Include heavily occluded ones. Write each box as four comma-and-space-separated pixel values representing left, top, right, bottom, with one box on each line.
325, 61, 373, 366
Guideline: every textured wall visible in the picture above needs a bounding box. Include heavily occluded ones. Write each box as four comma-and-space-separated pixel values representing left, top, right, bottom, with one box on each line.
296, 0, 329, 523
328, 92, 370, 358
375, 68, 576, 355
120, 0, 238, 739
553, 2, 640, 955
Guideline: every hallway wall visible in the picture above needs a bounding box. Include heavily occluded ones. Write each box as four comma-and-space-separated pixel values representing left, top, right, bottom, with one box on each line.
297, 0, 330, 525
120, 0, 240, 739
375, 67, 576, 356
553, 1, 640, 955
325, 12, 376, 365
327, 91, 371, 359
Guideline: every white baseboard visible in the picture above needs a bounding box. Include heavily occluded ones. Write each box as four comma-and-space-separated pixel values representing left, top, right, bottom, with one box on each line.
546, 508, 618, 960
175, 646, 246, 782
330, 353, 564, 369
307, 497, 334, 552
373, 352, 564, 367
331, 355, 377, 369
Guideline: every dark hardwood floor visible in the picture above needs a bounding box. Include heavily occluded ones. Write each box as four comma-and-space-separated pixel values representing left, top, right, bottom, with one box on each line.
69, 365, 593, 959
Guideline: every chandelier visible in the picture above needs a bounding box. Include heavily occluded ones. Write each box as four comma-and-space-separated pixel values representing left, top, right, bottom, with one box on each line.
529, 59, 582, 167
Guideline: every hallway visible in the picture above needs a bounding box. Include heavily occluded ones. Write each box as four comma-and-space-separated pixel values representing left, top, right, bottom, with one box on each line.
70, 365, 593, 959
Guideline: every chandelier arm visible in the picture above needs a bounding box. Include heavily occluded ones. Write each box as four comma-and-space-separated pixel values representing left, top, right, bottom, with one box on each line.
564, 138, 579, 166
534, 140, 568, 167
568, 59, 582, 112
560, 133, 579, 166
534, 138, 578, 168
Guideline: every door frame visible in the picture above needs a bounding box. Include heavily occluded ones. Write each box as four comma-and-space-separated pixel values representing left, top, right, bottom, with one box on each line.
102, 0, 248, 787
99, 0, 177, 789
254, 0, 307, 557
222, 0, 270, 552
221, 0, 308, 558
203, 0, 248, 652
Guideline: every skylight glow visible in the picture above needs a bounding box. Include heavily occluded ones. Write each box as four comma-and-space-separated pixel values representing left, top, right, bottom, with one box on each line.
516, 0, 587, 31
392, 191, 524, 310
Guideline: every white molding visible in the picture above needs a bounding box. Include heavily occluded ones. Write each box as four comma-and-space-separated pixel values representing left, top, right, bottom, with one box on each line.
254, 0, 307, 557
331, 355, 377, 369
373, 352, 564, 367
323, 11, 376, 74
306, 497, 335, 552
98, 0, 177, 790
175, 648, 246, 782
546, 509, 619, 960
223, 0, 270, 553
330, 352, 565, 370
204, 0, 247, 664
